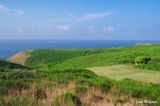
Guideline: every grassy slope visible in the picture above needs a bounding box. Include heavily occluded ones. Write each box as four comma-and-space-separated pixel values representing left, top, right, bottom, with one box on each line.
26, 49, 106, 67
55, 45, 160, 69
90, 65, 160, 83
2, 45, 160, 105
1, 67, 160, 106
23, 45, 160, 69
0, 60, 28, 70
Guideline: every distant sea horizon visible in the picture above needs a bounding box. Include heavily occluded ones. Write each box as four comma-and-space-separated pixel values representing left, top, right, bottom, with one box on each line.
0, 39, 160, 60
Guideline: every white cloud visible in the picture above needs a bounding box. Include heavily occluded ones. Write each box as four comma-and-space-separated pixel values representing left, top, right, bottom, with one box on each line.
76, 12, 113, 22
13, 9, 25, 15
0, 4, 25, 16
56, 24, 70, 32
0, 4, 9, 14
103, 27, 114, 32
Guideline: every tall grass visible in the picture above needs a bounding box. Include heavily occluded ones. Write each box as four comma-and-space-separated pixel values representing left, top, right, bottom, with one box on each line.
1, 67, 160, 105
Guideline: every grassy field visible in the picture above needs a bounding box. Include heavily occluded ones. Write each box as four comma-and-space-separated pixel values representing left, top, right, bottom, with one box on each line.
90, 65, 160, 83
25, 49, 105, 67
11, 45, 160, 71
1, 63, 160, 106
54, 45, 160, 69
5, 45, 160, 106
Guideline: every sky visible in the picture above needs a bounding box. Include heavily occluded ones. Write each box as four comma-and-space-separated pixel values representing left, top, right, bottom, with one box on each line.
0, 0, 160, 40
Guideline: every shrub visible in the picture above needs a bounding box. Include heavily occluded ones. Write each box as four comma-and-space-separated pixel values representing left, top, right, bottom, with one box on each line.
83, 50, 90, 56
53, 92, 81, 106
75, 85, 87, 94
135, 56, 151, 64
136, 60, 160, 71
92, 77, 113, 93
0, 70, 37, 80
34, 88, 47, 99
0, 60, 29, 70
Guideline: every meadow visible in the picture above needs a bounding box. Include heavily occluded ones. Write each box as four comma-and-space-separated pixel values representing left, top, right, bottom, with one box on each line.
1, 64, 160, 106
11, 44, 160, 70
2, 44, 160, 106
90, 65, 160, 83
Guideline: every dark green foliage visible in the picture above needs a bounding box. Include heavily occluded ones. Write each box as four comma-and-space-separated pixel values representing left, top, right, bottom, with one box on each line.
0, 70, 37, 80
136, 58, 160, 71
0, 60, 29, 70
135, 56, 151, 64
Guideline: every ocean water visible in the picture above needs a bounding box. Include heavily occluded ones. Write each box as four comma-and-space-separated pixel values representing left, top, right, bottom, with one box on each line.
0, 39, 160, 60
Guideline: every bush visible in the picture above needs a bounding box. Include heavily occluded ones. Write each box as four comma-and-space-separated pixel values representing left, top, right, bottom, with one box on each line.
135, 56, 151, 64
92, 77, 113, 93
75, 85, 87, 94
53, 92, 81, 106
0, 70, 37, 80
34, 88, 47, 99
0, 60, 29, 70
136, 59, 160, 71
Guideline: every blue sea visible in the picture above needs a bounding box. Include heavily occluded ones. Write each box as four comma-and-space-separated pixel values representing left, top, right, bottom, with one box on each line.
0, 39, 160, 60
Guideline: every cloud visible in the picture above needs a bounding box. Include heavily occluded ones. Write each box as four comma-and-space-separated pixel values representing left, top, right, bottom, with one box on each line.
56, 24, 70, 32
0, 4, 9, 15
13, 9, 25, 15
0, 4, 25, 16
103, 27, 114, 32
76, 12, 113, 22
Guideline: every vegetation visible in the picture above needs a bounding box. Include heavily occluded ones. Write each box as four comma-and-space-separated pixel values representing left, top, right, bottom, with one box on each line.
54, 45, 160, 69
135, 56, 151, 64
15, 45, 160, 71
1, 62, 160, 105
26, 49, 105, 67
90, 65, 160, 83
0, 60, 29, 70
3, 45, 160, 105
136, 58, 160, 71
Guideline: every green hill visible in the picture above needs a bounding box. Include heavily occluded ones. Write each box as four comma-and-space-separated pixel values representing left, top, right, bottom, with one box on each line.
55, 45, 160, 69
25, 49, 106, 67
0, 60, 29, 70
1, 67, 160, 106
3, 45, 160, 106
12, 45, 160, 71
